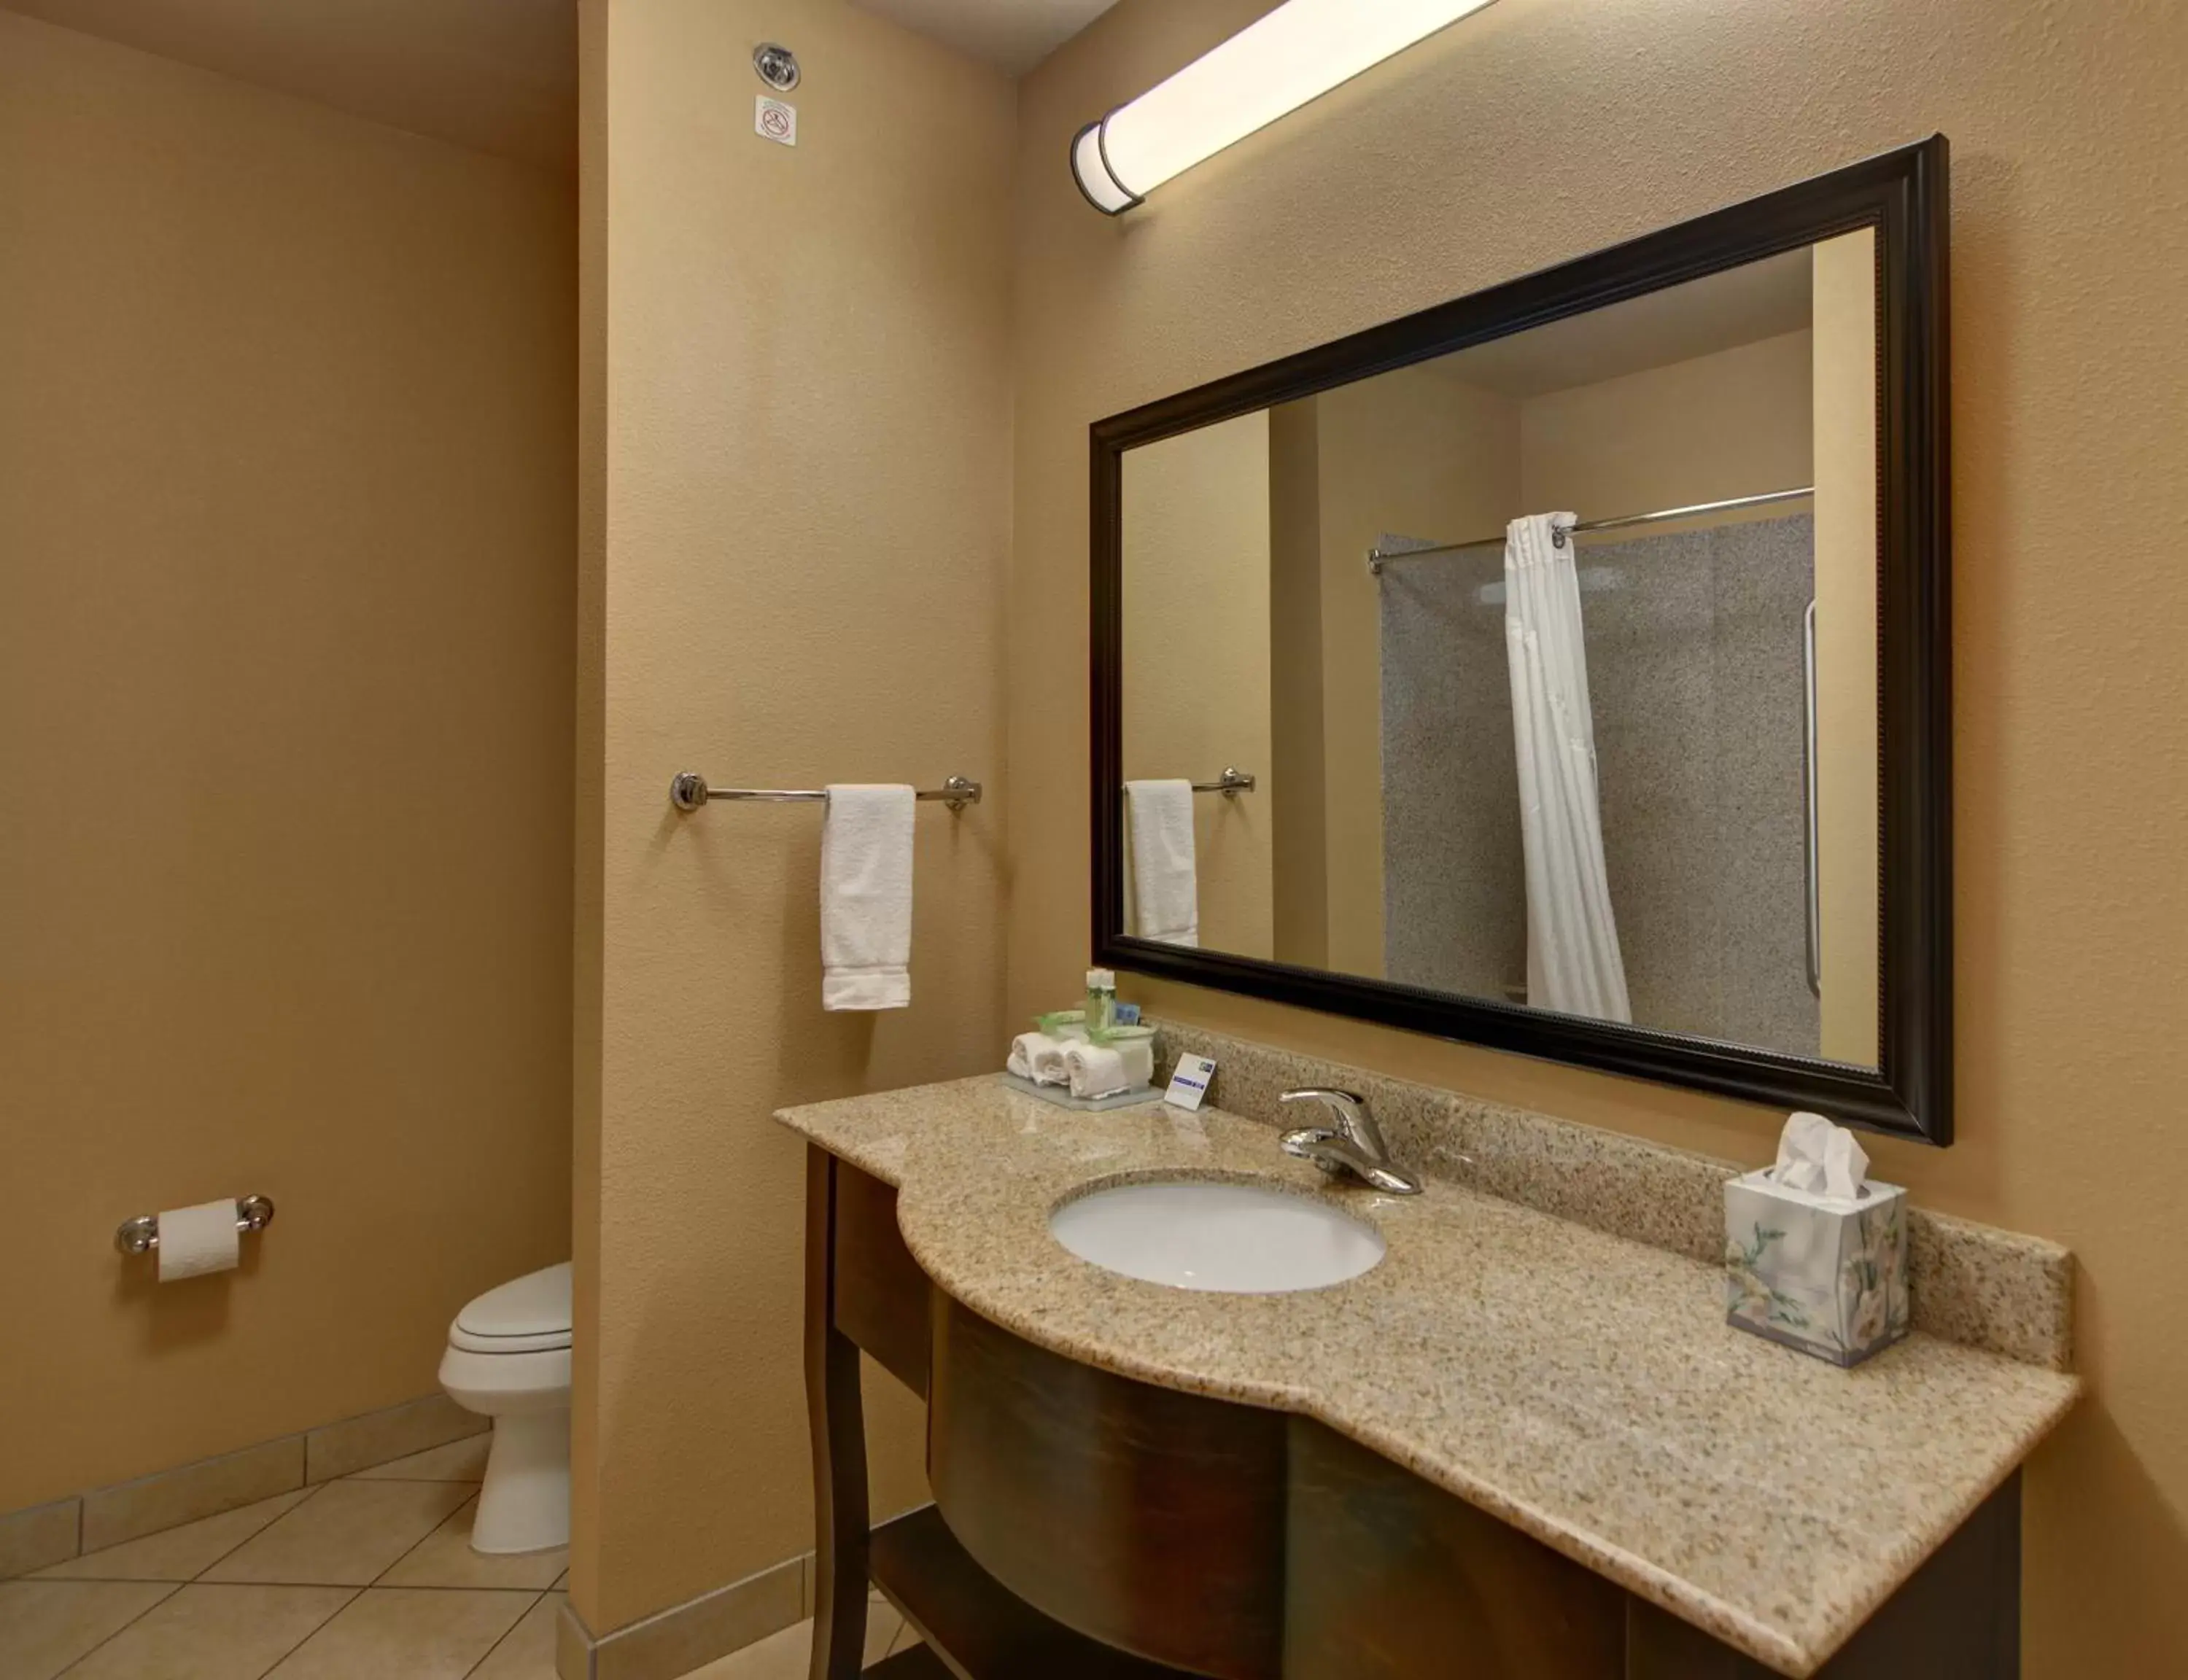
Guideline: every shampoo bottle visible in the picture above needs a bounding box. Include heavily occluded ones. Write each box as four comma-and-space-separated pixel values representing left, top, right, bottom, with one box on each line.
1085, 968, 1117, 1035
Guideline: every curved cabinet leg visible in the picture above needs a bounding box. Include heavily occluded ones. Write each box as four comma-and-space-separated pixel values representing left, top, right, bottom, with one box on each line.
807, 1148, 869, 1680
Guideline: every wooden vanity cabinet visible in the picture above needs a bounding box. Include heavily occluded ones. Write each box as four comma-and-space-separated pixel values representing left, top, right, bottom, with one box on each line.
804, 1148, 2020, 1680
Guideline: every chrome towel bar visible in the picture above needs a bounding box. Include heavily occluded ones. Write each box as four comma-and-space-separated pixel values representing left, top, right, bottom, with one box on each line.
669, 773, 982, 813
1124, 768, 1257, 797
116, 1195, 275, 1257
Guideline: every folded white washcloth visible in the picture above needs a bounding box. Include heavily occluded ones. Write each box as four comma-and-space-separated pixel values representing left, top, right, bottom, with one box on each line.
1063, 1038, 1155, 1100
820, 785, 915, 1011
1125, 779, 1198, 946
1007, 1032, 1073, 1086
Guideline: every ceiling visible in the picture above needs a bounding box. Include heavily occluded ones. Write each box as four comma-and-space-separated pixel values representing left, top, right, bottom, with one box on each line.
4, 0, 1117, 174
1434, 248, 1816, 400
0, 0, 576, 172
850, 0, 1117, 74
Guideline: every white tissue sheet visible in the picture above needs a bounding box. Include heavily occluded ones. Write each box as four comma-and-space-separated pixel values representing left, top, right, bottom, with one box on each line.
1770, 1110, 1870, 1204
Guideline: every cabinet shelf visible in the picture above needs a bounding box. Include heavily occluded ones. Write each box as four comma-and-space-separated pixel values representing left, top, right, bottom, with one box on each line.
870, 1504, 1197, 1680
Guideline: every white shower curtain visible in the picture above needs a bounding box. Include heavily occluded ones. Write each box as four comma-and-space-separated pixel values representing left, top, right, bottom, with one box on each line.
1503, 514, 1632, 1022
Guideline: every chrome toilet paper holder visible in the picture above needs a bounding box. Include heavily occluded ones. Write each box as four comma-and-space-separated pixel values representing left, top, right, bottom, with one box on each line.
115, 1195, 276, 1257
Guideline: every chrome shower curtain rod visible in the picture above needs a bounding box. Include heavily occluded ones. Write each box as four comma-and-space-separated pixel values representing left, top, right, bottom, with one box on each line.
1365, 486, 1815, 575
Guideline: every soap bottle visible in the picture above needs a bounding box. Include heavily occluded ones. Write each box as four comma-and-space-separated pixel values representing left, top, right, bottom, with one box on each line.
1085, 968, 1117, 1036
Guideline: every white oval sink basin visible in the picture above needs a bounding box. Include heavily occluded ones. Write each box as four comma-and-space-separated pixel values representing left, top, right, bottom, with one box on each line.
1050, 1180, 1385, 1294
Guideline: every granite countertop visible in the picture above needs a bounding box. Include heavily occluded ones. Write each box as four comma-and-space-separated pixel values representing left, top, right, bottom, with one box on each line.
775, 1076, 2079, 1679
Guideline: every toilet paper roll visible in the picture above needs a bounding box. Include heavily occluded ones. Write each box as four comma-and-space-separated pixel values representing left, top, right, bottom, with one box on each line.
157, 1200, 241, 1281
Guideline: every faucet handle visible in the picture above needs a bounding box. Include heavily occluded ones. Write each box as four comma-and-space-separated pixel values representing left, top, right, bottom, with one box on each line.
1279, 1088, 1376, 1149
1276, 1089, 1421, 1195
1280, 1087, 1367, 1117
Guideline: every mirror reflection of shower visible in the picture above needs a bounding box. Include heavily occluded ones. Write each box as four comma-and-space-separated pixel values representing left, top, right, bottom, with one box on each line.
1119, 233, 1880, 1068
1378, 505, 1817, 1051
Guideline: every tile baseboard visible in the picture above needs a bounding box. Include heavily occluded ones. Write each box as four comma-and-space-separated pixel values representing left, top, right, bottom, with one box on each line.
81, 1435, 306, 1555
306, 1392, 486, 1483
556, 1551, 806, 1680
2, 1391, 489, 1579
0, 1498, 81, 1580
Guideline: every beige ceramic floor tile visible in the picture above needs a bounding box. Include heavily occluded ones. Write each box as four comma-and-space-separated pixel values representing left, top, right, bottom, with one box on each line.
200, 1480, 472, 1587
676, 1618, 810, 1680
34, 1490, 311, 1583
551, 1567, 568, 1589
0, 1579, 174, 1679
262, 1586, 535, 1679
673, 1597, 900, 1680
466, 1590, 565, 1680
378, 1496, 567, 1590
346, 1435, 490, 1483
61, 1582, 355, 1679
864, 1593, 904, 1666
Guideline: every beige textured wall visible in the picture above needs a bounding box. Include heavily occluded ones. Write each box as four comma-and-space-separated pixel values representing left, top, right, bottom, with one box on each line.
1267, 400, 1327, 968
1121, 412, 1273, 957
570, 0, 609, 1614
1009, 1, 2188, 1671
1518, 329, 1813, 516
576, 0, 1012, 1635
0, 12, 575, 1512
1312, 365, 1520, 975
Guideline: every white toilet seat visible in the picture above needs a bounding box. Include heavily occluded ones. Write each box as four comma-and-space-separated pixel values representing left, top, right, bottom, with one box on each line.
448, 1323, 570, 1356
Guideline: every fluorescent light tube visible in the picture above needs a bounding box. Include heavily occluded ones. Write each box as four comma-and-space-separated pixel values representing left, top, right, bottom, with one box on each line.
1072, 0, 1501, 213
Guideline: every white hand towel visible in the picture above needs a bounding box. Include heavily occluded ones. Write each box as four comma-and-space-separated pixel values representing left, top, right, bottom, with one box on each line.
1125, 779, 1198, 946
1063, 1038, 1155, 1100
820, 785, 915, 1011
1007, 1032, 1073, 1086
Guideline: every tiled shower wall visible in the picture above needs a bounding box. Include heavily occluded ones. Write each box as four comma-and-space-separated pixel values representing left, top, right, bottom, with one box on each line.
1380, 513, 1818, 1054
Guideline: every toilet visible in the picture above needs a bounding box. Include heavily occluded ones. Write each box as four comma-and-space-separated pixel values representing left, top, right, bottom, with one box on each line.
438, 1261, 572, 1554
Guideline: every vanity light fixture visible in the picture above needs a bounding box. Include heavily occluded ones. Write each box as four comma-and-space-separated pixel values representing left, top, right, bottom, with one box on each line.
1071, 0, 1500, 213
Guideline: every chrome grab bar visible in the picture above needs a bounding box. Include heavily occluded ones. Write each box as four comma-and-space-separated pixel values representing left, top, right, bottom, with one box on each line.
1803, 599, 1821, 999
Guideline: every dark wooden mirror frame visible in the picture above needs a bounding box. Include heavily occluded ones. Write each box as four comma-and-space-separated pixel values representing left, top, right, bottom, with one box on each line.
1090, 137, 1952, 1144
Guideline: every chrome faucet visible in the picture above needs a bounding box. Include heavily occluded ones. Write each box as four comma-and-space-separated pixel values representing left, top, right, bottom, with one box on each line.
1279, 1089, 1422, 1196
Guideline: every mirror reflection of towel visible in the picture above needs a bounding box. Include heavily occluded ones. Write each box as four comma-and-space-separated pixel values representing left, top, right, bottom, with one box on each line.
1125, 779, 1198, 946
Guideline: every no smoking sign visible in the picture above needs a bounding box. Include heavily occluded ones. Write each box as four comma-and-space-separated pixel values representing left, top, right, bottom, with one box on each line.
755, 96, 797, 147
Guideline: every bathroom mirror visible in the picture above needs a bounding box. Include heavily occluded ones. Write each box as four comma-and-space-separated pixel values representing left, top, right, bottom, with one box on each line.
1091, 139, 1951, 1142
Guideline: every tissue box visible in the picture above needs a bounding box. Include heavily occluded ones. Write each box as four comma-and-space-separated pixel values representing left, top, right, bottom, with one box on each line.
1724, 1170, 1909, 1366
